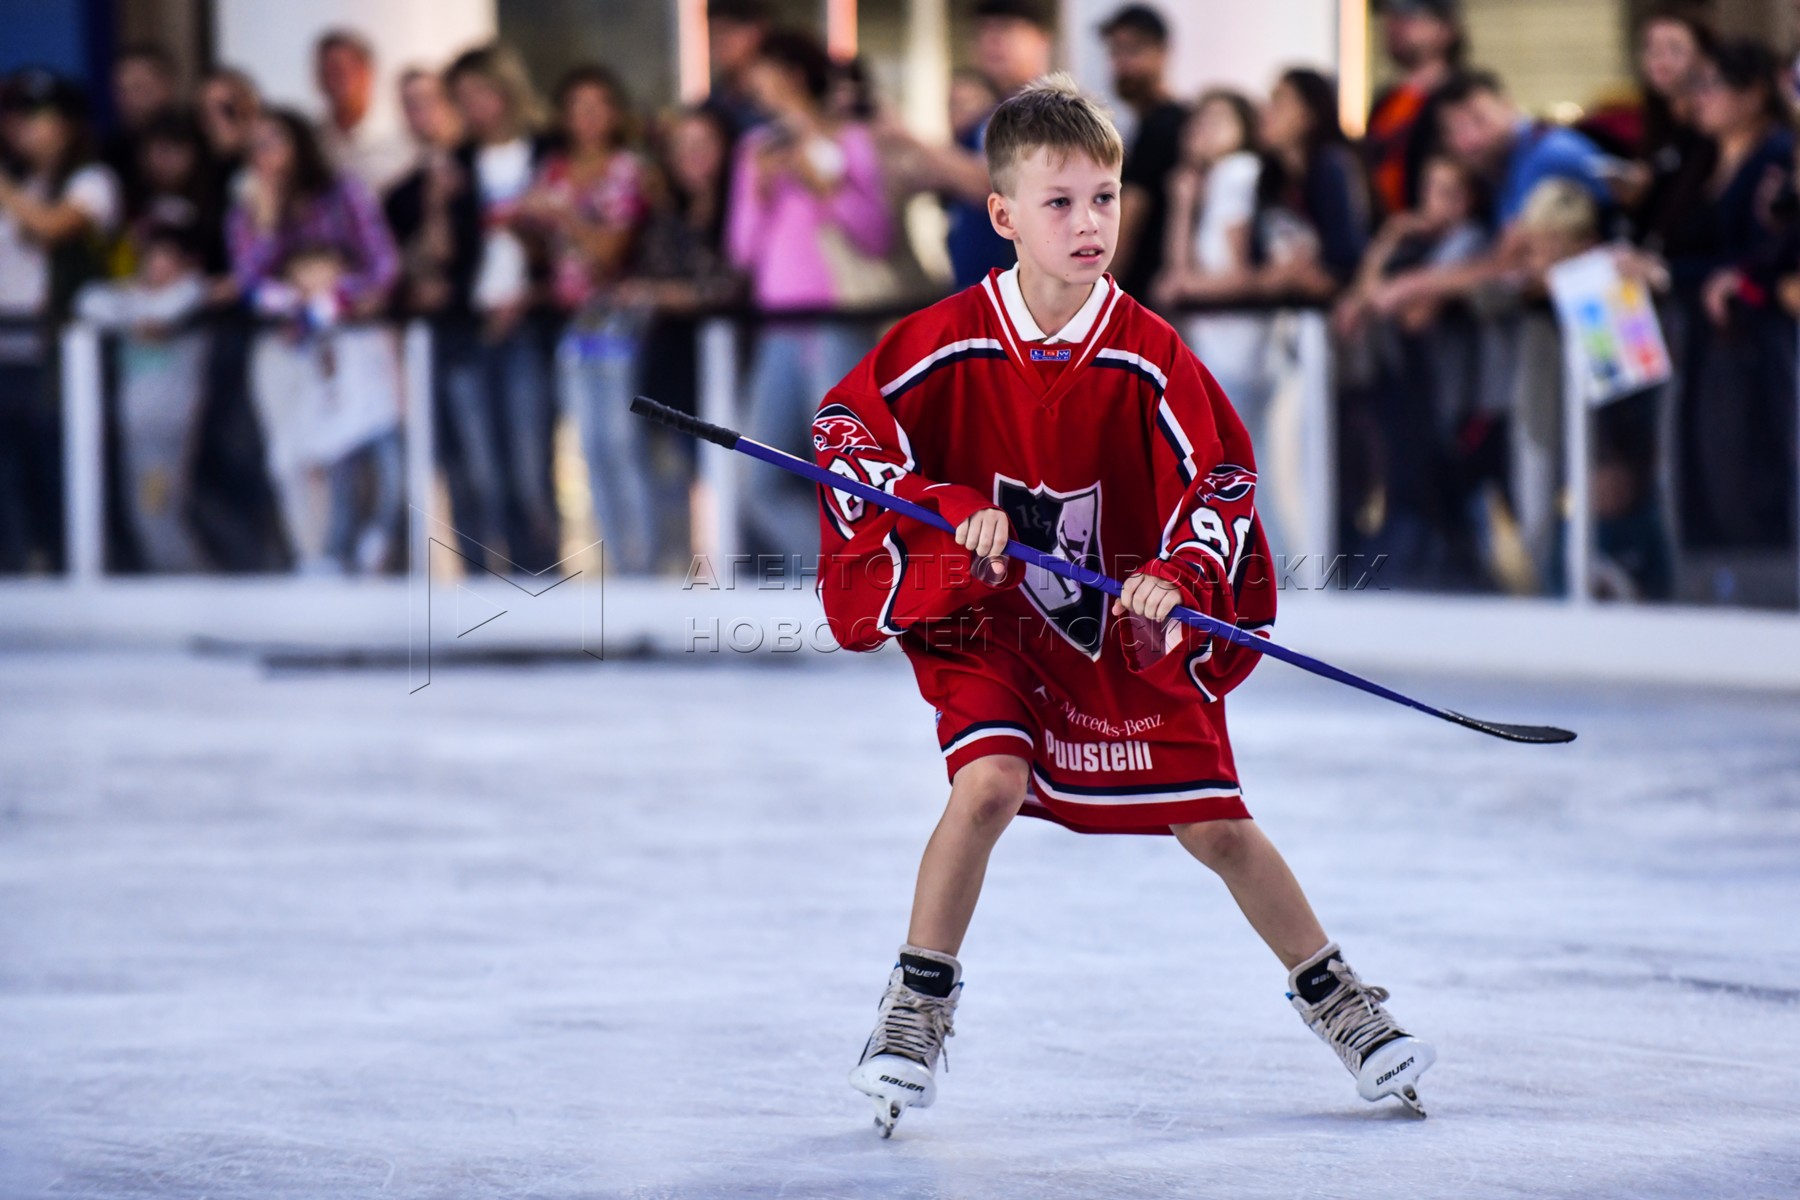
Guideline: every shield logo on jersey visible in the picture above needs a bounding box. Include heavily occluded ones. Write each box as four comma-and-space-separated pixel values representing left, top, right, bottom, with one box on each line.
811, 403, 880, 456
995, 476, 1106, 659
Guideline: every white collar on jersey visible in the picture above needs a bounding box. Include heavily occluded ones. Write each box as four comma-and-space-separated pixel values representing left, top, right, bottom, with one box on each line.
996, 264, 1111, 344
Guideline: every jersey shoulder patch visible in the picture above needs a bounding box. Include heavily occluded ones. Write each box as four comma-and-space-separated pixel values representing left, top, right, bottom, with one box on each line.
812, 402, 881, 455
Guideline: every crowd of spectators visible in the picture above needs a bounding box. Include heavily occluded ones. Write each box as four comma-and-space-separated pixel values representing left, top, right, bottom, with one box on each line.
1128, 0, 1800, 602
0, 0, 1795, 604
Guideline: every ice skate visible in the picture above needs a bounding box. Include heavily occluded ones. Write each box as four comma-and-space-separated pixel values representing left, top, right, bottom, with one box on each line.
848, 945, 961, 1137
1288, 942, 1436, 1117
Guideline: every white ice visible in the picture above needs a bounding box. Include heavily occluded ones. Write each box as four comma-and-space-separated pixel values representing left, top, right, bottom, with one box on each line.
1, 645, 1797, 1198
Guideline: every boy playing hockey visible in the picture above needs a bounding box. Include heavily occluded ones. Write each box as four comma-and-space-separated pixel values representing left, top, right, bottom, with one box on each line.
812, 75, 1435, 1136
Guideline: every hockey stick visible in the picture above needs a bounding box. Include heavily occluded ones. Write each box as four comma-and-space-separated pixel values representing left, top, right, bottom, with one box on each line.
631, 396, 1575, 745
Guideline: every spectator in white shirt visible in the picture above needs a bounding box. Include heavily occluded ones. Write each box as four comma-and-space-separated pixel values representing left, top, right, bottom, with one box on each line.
314, 29, 413, 199
442, 42, 560, 574
0, 71, 121, 573
1155, 88, 1267, 425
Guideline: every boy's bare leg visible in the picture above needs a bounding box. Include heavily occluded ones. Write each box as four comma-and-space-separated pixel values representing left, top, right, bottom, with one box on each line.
906, 755, 1030, 955
1171, 819, 1328, 970
1175, 817, 1437, 1112
852, 757, 1026, 1130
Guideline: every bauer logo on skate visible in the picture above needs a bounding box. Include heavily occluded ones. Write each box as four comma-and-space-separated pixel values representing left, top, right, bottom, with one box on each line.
1043, 729, 1155, 773
1376, 1057, 1415, 1086
903, 961, 945, 985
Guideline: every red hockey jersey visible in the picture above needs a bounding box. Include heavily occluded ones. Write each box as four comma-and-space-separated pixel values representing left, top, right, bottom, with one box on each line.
812, 268, 1277, 834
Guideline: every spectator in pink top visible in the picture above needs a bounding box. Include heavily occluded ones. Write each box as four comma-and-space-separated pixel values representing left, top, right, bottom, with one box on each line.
726, 28, 893, 565
727, 33, 891, 309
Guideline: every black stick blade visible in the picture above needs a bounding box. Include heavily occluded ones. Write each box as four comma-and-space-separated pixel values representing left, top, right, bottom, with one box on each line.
1441, 710, 1577, 744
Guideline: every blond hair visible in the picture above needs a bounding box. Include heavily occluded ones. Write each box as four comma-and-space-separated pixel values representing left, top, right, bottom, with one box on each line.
1518, 178, 1598, 244
445, 41, 548, 138
984, 72, 1124, 195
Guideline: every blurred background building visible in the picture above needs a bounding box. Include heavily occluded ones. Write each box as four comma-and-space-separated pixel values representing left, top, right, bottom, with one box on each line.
9, 1, 1791, 131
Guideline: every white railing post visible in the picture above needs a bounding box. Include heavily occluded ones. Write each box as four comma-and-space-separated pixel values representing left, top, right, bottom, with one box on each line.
60, 323, 104, 583
696, 317, 740, 568
1562, 323, 1591, 607
402, 320, 435, 580
1294, 309, 1336, 569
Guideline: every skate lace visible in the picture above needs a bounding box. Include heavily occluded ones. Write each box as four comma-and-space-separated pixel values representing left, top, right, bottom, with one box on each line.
870, 985, 957, 1071
1309, 960, 1404, 1071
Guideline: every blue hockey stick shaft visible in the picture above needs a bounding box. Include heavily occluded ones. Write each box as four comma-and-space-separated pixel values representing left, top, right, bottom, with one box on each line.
630, 397, 1574, 744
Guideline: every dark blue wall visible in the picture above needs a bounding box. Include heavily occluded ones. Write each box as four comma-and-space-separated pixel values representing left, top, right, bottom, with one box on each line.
0, 0, 116, 120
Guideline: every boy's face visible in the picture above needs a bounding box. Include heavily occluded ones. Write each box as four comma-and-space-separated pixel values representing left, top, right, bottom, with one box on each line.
989, 148, 1120, 289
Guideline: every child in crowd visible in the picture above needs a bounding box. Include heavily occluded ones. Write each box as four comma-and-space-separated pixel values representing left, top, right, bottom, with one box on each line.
1335, 153, 1488, 338
250, 243, 404, 575
75, 223, 210, 570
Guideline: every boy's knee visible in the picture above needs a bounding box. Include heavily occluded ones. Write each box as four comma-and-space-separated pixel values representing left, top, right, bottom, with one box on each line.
1173, 818, 1252, 870
948, 756, 1029, 829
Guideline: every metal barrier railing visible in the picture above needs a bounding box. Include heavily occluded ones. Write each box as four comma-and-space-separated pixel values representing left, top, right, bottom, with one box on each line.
44, 314, 431, 583
34, 299, 1800, 613
61, 323, 103, 581
689, 296, 1339, 571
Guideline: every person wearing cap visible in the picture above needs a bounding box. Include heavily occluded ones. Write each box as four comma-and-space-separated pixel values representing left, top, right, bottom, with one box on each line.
1364, 0, 1464, 220
1099, 3, 1187, 306
0, 71, 122, 573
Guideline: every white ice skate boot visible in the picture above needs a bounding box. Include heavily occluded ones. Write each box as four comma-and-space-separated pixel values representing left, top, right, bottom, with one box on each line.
848, 944, 961, 1137
1288, 942, 1436, 1117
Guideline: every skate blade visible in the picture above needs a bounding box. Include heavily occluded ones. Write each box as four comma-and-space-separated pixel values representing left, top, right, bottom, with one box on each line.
1397, 1085, 1426, 1118
873, 1096, 902, 1138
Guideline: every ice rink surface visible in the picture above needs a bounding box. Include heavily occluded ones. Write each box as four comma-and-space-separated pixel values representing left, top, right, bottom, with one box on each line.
2, 644, 1798, 1199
